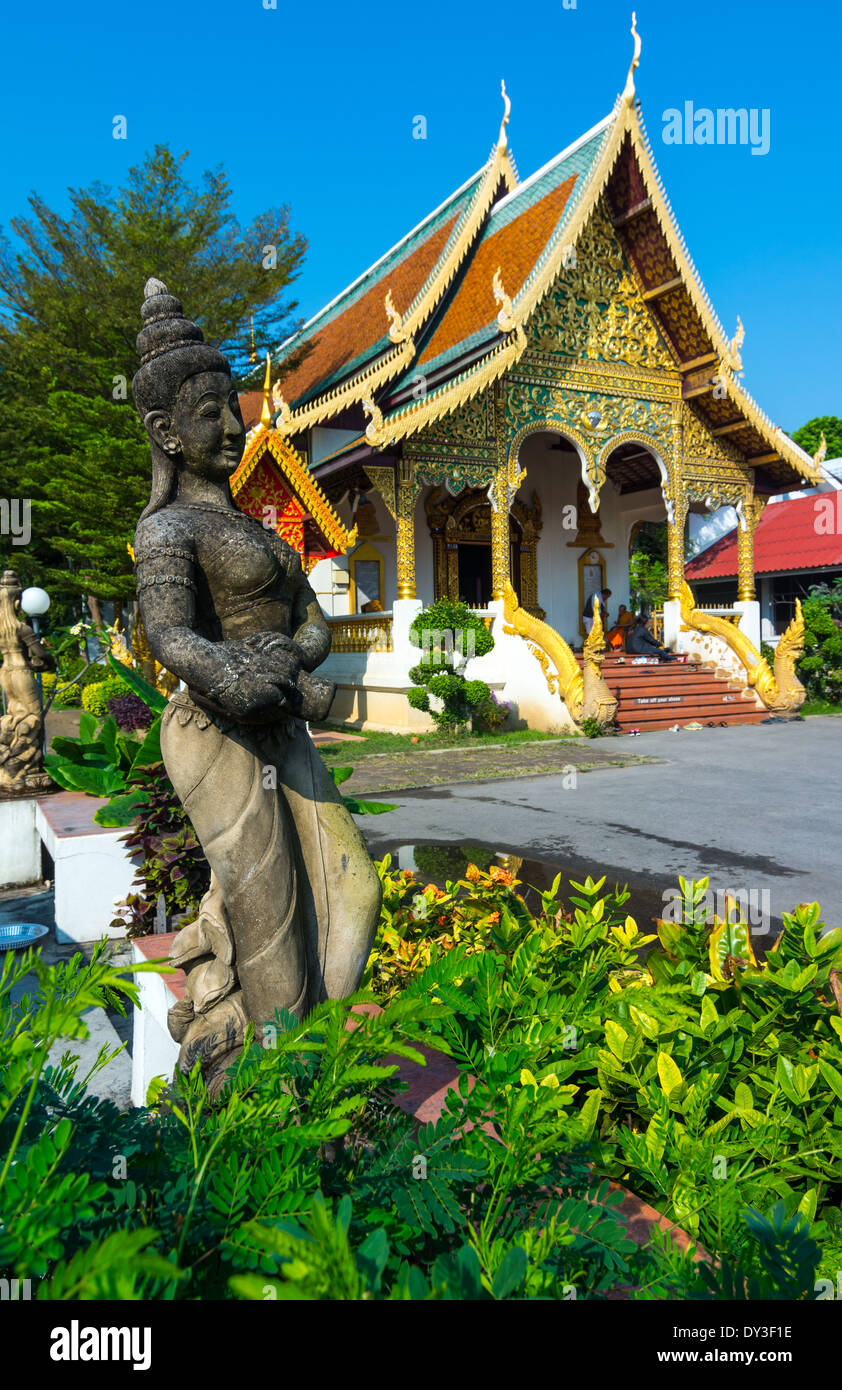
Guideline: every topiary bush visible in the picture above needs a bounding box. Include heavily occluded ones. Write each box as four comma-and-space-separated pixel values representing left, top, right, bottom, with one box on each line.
407, 599, 495, 733
81, 671, 134, 716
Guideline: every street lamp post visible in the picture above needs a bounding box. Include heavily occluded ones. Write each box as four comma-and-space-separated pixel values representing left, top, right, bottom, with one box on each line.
20, 586, 51, 751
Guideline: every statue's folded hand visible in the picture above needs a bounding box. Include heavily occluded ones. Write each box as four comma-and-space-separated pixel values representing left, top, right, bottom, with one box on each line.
213, 671, 298, 720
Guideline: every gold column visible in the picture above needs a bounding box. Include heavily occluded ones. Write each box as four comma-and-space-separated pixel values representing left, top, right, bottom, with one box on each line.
490, 464, 511, 601
396, 461, 417, 600
737, 495, 767, 601
666, 493, 688, 602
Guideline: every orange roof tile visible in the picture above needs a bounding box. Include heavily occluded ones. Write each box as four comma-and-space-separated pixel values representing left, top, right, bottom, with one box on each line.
278, 213, 459, 407
417, 176, 577, 367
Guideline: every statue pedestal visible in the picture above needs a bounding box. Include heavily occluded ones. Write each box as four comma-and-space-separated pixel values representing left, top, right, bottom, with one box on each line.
0, 795, 43, 888
35, 792, 137, 943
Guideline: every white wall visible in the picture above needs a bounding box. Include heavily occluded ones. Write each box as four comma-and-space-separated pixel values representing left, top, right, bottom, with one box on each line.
512, 434, 667, 643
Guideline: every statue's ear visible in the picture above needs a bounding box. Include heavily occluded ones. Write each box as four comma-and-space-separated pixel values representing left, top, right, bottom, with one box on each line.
144, 410, 179, 456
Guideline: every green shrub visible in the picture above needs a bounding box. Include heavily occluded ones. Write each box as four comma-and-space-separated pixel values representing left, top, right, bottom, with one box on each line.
799, 582, 842, 702
79, 661, 110, 687
0, 862, 836, 1300
407, 599, 495, 733
401, 866, 842, 1276
40, 672, 81, 709
474, 692, 511, 733
81, 672, 133, 716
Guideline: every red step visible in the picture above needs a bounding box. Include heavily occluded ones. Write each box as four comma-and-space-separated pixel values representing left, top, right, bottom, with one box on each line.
573, 654, 765, 733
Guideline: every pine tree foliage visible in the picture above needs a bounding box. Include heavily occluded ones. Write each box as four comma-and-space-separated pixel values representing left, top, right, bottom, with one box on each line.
0, 146, 307, 605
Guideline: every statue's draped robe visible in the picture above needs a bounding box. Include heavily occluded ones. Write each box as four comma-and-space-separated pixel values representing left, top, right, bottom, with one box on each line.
134, 503, 381, 1066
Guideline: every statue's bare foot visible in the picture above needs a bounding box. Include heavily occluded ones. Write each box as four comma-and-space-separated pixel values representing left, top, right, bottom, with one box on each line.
171, 989, 247, 1100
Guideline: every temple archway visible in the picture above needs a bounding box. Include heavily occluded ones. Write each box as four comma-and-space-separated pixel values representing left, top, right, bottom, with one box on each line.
508, 420, 598, 510
600, 436, 675, 631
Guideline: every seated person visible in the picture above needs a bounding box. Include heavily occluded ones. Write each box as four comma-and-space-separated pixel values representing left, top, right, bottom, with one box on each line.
606, 603, 632, 650
626, 613, 678, 662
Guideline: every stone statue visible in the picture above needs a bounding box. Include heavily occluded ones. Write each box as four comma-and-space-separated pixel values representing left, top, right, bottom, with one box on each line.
0, 570, 55, 793
132, 279, 382, 1097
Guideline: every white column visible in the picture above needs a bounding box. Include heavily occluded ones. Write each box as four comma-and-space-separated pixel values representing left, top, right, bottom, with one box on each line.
734, 599, 761, 653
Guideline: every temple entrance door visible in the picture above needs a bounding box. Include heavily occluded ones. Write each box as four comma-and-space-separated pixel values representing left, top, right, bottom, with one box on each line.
457, 544, 493, 606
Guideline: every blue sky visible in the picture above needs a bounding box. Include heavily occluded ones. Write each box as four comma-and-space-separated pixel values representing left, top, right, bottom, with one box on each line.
1, 0, 839, 433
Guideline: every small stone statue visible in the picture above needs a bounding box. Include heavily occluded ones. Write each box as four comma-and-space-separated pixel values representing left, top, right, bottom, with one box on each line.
0, 570, 55, 793
132, 279, 382, 1096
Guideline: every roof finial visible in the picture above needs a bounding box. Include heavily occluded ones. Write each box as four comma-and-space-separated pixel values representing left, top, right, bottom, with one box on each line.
249, 315, 258, 364
814, 430, 828, 467
497, 79, 511, 151
260, 352, 273, 428
492, 267, 515, 333
724, 316, 745, 375
621, 12, 642, 107
384, 289, 407, 343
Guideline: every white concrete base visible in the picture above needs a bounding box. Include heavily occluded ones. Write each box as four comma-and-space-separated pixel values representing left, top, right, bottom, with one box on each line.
35, 794, 137, 944
0, 797, 41, 888
734, 600, 761, 653
130, 941, 180, 1107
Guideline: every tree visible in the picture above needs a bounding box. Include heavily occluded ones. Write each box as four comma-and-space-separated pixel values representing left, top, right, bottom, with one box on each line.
792, 416, 842, 461
628, 520, 695, 613
0, 145, 307, 618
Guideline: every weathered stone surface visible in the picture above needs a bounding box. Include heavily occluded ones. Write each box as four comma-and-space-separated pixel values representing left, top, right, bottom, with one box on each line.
131, 279, 382, 1095
0, 570, 54, 793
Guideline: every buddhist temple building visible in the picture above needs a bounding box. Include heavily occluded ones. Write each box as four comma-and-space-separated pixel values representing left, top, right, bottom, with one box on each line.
234, 357, 357, 572
263, 20, 822, 732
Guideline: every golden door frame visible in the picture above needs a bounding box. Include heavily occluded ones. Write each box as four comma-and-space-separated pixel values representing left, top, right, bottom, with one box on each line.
424, 486, 544, 616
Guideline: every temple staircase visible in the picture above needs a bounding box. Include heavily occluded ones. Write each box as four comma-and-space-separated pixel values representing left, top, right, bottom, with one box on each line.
575, 654, 767, 733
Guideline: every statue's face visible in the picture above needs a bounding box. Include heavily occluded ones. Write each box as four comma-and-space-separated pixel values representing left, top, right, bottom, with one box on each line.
169, 371, 246, 479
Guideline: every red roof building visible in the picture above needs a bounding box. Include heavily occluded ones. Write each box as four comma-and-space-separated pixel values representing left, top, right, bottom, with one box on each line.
686, 490, 842, 634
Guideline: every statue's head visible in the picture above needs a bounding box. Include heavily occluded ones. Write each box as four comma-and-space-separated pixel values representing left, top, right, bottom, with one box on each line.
132, 279, 246, 518
0, 571, 22, 607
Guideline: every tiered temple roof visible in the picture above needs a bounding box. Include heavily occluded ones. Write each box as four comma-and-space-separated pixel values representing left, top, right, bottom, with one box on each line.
268, 31, 821, 495
233, 361, 356, 567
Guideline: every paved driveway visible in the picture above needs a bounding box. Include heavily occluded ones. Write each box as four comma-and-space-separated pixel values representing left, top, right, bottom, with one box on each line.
362, 717, 842, 935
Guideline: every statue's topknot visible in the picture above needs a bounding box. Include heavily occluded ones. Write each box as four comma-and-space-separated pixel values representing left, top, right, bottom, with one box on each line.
132, 277, 229, 418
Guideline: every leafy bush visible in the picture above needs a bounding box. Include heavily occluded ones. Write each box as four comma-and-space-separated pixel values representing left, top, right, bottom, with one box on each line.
394, 863, 842, 1276
45, 709, 160, 811
799, 581, 842, 703
107, 693, 154, 731
1, 863, 837, 1299
474, 690, 512, 733
111, 760, 210, 936
408, 599, 495, 733
45, 656, 167, 825
40, 672, 81, 709
81, 672, 133, 716
0, 940, 652, 1301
